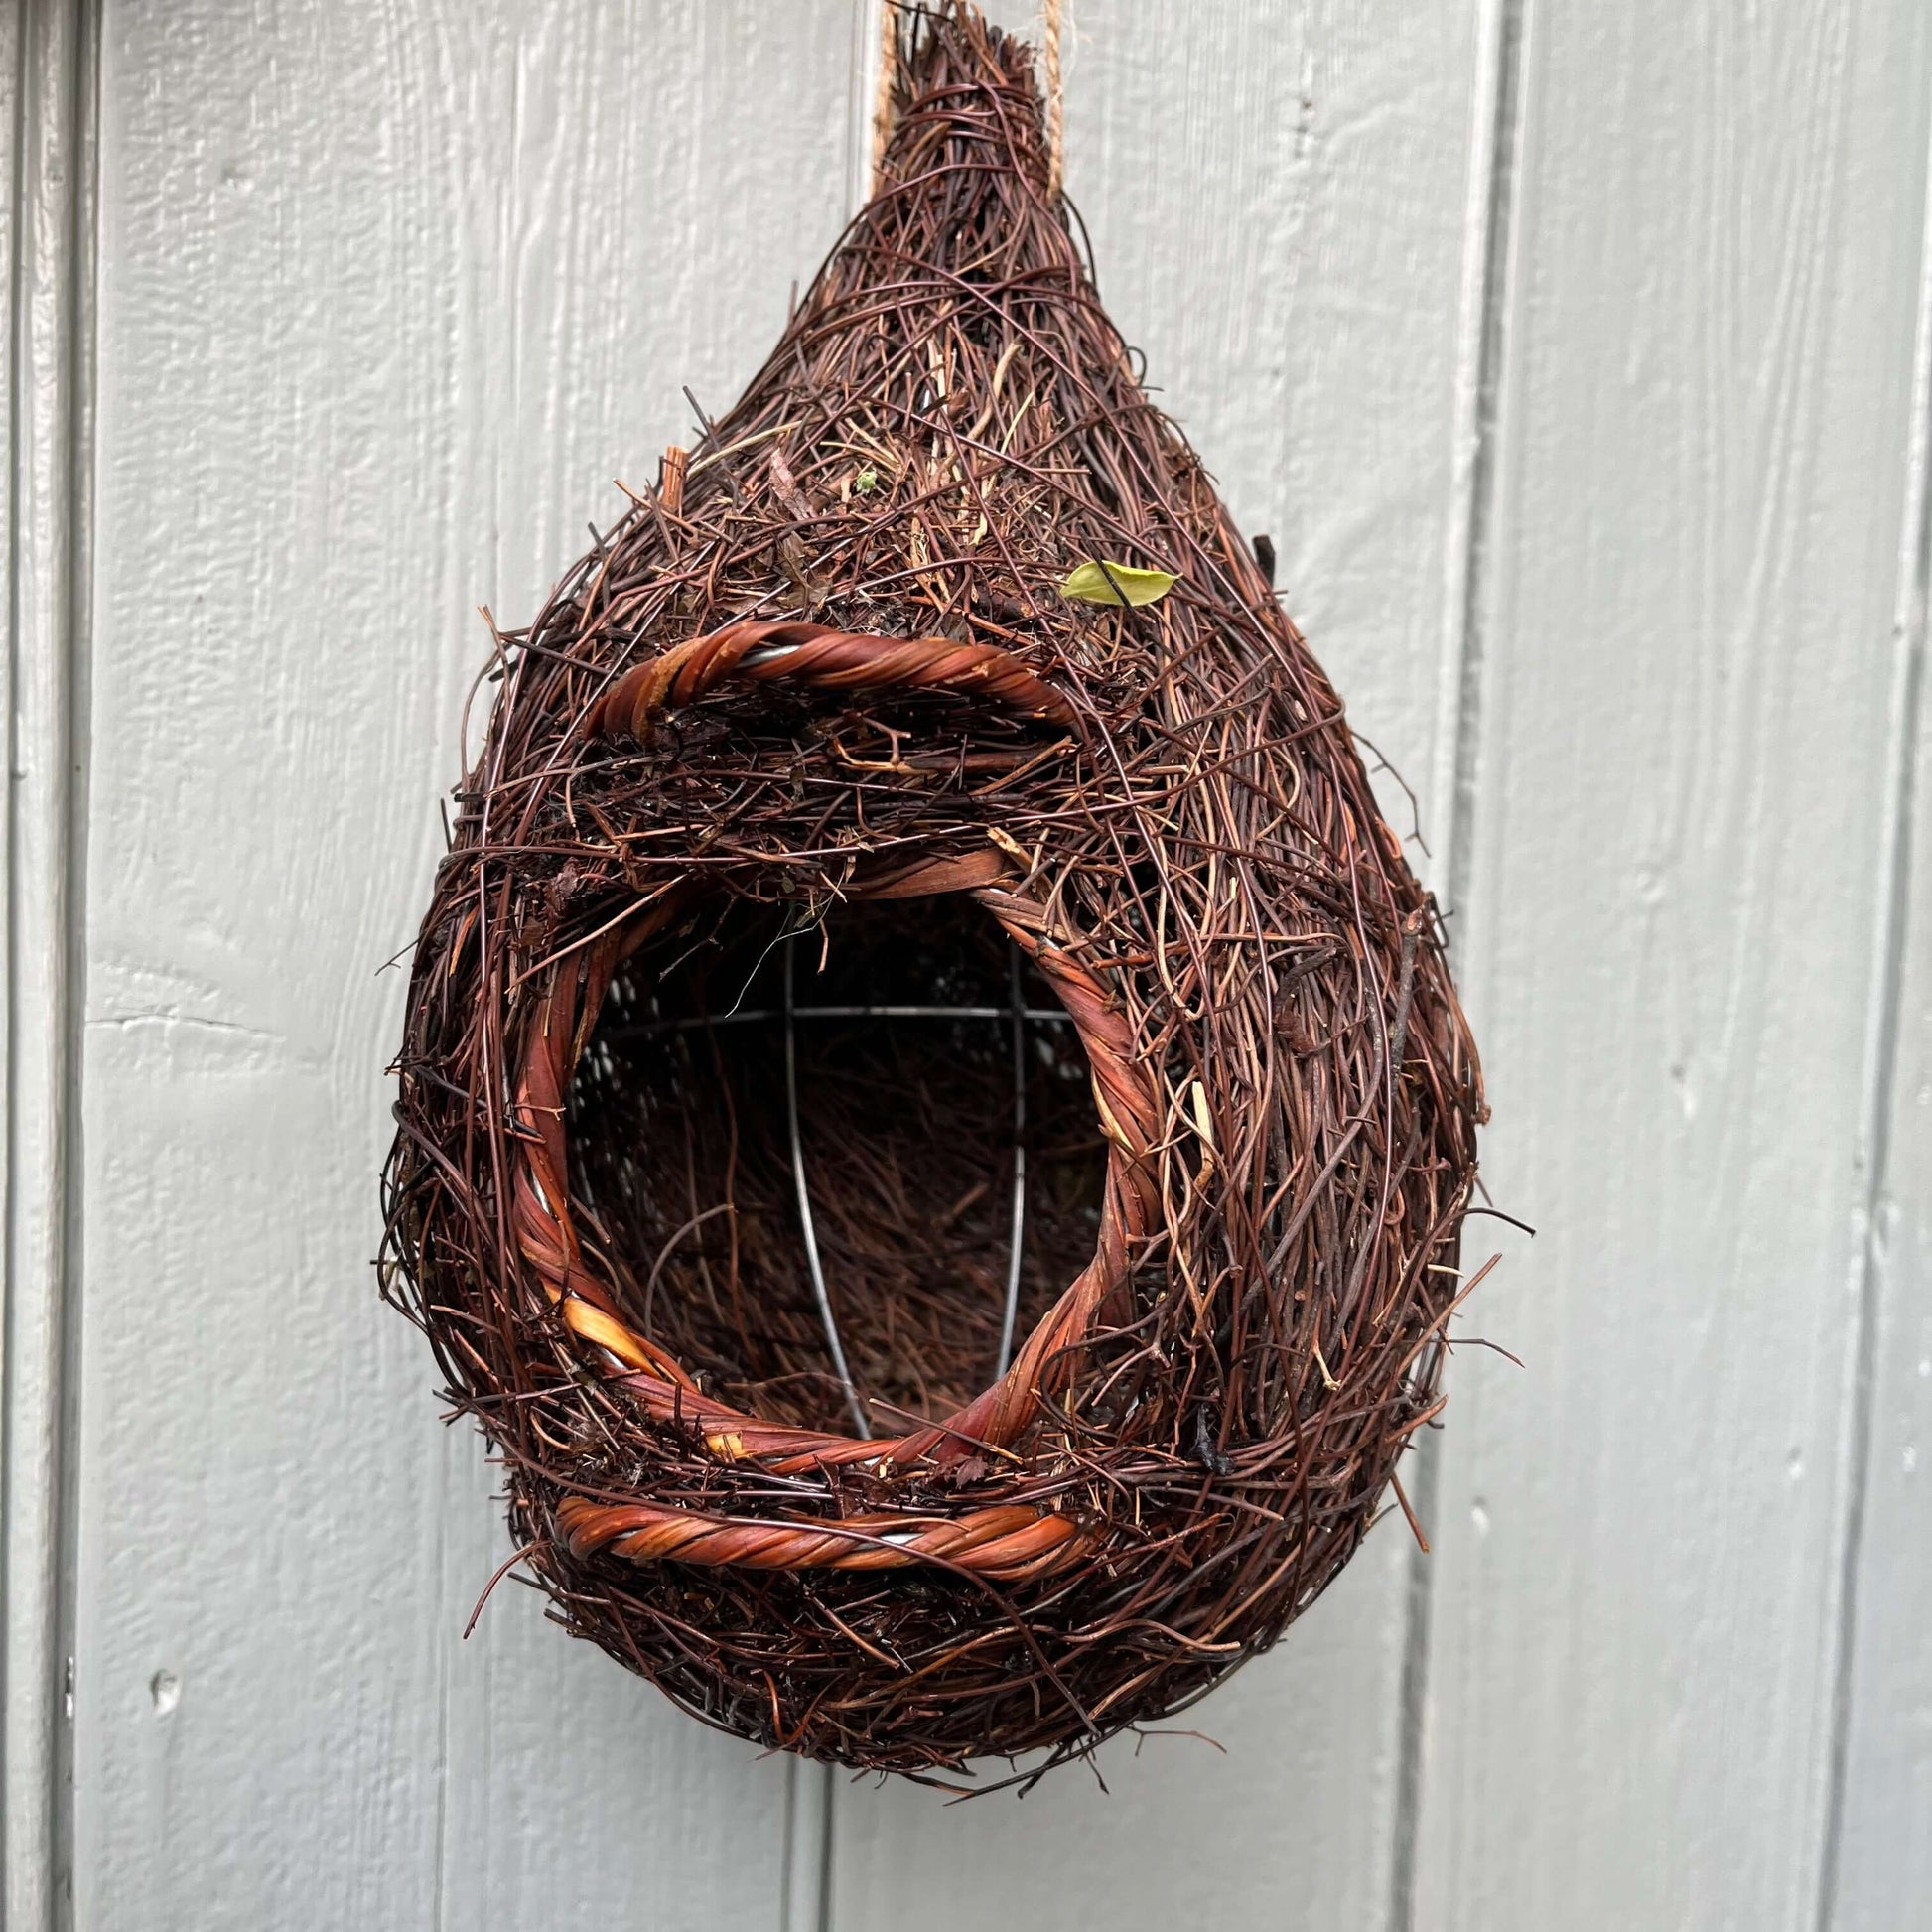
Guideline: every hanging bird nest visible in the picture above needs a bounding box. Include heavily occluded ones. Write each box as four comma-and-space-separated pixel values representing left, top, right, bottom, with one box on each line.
381, 0, 1485, 1783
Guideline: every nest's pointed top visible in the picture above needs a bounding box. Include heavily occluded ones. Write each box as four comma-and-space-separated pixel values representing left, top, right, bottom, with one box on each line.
864, 2, 1065, 262
567, 0, 1209, 724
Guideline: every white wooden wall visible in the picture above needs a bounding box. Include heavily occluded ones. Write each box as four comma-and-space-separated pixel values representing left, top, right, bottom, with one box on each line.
4, 2, 1927, 1927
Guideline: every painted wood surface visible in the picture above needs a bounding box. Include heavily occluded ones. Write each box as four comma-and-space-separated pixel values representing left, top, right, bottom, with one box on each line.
4, 1, 1928, 1928
1410, 6, 1932, 1931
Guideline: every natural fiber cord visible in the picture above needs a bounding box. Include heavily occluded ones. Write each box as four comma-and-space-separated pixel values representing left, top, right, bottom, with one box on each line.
1043, 0, 1063, 200
383, 0, 1484, 1783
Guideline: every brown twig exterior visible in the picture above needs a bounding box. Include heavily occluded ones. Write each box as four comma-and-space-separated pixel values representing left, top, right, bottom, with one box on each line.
381, 0, 1484, 1781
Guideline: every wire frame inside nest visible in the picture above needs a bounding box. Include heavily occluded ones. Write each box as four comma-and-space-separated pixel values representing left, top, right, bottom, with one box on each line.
382, 0, 1485, 1782
572, 894, 1103, 1437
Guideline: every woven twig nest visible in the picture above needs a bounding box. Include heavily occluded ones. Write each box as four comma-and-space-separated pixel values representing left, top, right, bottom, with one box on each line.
383, 1, 1483, 1782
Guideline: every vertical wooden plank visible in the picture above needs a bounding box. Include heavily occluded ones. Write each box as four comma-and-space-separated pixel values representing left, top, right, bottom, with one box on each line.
830, 6, 1489, 1926
2, 6, 39, 1919
72, 4, 861, 1927
1827, 133, 1932, 1924
4, 3, 93, 1925
1412, 5, 1932, 1929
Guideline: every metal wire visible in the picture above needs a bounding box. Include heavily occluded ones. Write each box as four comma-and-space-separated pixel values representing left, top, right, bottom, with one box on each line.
784, 938, 869, 1433
605, 1004, 1071, 1042
996, 942, 1028, 1378
781, 935, 1036, 1419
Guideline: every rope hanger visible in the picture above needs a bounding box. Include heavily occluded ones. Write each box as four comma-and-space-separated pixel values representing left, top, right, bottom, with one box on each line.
873, 1, 1066, 197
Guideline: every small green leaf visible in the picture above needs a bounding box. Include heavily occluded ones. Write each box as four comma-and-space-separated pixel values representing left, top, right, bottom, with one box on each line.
854, 467, 879, 495
1058, 559, 1177, 608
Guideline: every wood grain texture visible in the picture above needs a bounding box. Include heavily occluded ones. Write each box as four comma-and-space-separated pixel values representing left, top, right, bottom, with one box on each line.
830, 6, 1488, 1926
71, 5, 861, 1927
1411, 5, 1932, 1929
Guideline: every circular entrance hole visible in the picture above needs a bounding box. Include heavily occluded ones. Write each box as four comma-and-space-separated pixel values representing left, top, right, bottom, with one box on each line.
567, 893, 1110, 1437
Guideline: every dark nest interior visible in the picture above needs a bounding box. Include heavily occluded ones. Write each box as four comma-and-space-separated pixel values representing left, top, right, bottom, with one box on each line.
570, 894, 1108, 1436
381, 0, 1486, 1783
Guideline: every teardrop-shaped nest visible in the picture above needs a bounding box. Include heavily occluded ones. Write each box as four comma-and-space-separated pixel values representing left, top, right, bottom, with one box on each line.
382, 1, 1484, 1782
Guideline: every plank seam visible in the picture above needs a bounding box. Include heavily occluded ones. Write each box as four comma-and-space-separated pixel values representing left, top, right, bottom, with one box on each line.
1390, 1, 1529, 1926
4, 3, 97, 1928
48, 0, 96, 1915
782, 1759, 834, 1932
1813, 69, 1932, 1932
